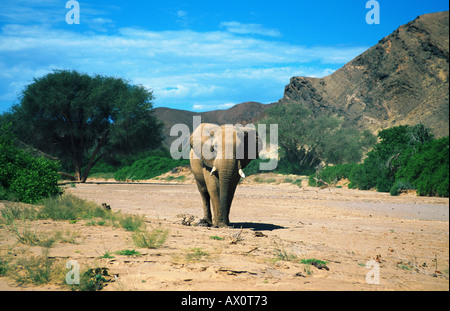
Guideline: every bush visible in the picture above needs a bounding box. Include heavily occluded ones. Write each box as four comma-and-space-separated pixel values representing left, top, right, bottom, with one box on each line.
132, 227, 169, 249
39, 193, 109, 221
307, 125, 448, 198
396, 137, 449, 197
113, 152, 189, 181
389, 179, 415, 196
0, 125, 61, 203
348, 125, 434, 193
309, 163, 358, 187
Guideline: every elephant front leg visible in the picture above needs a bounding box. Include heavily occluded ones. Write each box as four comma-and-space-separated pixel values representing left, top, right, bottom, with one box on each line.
195, 182, 212, 227
200, 190, 212, 226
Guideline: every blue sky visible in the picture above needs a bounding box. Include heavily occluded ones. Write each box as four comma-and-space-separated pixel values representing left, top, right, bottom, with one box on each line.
0, 0, 448, 113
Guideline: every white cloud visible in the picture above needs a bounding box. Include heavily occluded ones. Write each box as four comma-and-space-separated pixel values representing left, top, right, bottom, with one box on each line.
220, 21, 281, 37
0, 20, 367, 112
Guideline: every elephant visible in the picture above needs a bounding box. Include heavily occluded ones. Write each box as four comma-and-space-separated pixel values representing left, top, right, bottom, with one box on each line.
190, 123, 261, 227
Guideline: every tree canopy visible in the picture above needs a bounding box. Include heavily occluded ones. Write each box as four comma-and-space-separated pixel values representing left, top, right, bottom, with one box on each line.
3, 70, 163, 182
262, 102, 376, 174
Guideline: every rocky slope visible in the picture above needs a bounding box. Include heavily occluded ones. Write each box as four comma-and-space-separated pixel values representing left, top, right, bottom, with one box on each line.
154, 101, 271, 147
278, 11, 449, 137
154, 11, 449, 147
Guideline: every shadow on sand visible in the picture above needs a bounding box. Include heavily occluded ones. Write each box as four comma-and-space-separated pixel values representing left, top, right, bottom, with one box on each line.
230, 222, 285, 231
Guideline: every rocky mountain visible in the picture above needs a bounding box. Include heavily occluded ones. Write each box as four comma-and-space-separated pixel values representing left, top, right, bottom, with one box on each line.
154, 11, 449, 148
278, 11, 449, 137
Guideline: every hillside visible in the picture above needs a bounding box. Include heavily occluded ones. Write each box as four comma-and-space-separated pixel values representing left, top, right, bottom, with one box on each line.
154, 101, 271, 147
154, 11, 449, 147
278, 11, 449, 137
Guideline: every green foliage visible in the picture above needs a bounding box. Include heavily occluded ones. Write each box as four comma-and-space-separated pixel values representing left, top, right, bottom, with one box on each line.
310, 124, 448, 197
396, 137, 449, 197
308, 163, 358, 187
114, 150, 189, 181
132, 228, 169, 249
5, 70, 163, 182
39, 193, 109, 221
73, 267, 112, 291
348, 125, 435, 193
118, 214, 146, 232
261, 102, 375, 174
0, 124, 61, 203
114, 249, 141, 256
12, 249, 55, 286
389, 179, 415, 196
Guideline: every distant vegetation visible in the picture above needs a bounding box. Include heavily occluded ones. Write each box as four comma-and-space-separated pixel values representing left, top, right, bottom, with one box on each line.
113, 150, 189, 181
309, 125, 449, 197
258, 102, 376, 175
86, 149, 189, 181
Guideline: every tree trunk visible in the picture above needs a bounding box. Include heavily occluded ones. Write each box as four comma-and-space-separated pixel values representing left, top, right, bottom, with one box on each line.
73, 159, 82, 182
80, 129, 110, 183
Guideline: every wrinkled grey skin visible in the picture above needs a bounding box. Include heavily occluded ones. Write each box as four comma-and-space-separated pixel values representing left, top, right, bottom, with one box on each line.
190, 123, 260, 227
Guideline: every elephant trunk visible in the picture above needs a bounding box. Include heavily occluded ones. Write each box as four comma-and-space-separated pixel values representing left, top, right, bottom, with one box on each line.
216, 160, 239, 227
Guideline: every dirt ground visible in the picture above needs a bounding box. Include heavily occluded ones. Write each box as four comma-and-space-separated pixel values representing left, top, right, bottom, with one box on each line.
0, 172, 448, 291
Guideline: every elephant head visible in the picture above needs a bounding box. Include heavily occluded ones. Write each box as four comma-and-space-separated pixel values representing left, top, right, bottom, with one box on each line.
190, 123, 261, 227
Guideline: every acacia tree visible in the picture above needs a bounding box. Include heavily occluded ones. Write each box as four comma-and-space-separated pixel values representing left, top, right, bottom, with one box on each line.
8, 70, 162, 182
263, 102, 376, 173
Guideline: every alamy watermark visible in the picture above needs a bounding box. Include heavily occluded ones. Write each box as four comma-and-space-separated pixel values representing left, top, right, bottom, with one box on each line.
366, 260, 381, 285
66, 0, 80, 25
366, 0, 380, 25
65, 259, 80, 285
169, 116, 279, 171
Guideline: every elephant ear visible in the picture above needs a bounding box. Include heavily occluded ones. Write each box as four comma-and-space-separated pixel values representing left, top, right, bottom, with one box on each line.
240, 126, 261, 169
190, 123, 219, 168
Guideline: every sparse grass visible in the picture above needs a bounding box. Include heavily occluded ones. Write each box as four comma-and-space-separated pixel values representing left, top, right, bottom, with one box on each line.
0, 202, 40, 223
0, 259, 10, 276
300, 258, 328, 266
68, 266, 113, 291
114, 249, 141, 256
132, 227, 169, 249
39, 194, 109, 221
185, 248, 209, 262
0, 194, 148, 233
99, 251, 115, 259
274, 249, 299, 262
13, 224, 56, 247
273, 249, 328, 272
284, 178, 303, 187
10, 248, 64, 286
119, 214, 146, 232
162, 175, 186, 182
254, 177, 277, 183
3, 218, 79, 247
209, 236, 224, 240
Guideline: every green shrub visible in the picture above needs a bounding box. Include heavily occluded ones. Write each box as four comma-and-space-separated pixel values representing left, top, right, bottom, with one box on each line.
309, 163, 358, 187
389, 179, 415, 196
396, 137, 449, 197
348, 125, 434, 193
132, 227, 169, 249
118, 214, 145, 232
114, 154, 189, 181
39, 193, 109, 221
0, 124, 61, 203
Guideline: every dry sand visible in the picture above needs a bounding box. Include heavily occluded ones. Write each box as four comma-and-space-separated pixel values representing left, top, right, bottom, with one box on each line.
0, 174, 448, 291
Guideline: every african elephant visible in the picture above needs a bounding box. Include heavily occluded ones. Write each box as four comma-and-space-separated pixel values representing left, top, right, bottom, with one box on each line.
190, 123, 261, 227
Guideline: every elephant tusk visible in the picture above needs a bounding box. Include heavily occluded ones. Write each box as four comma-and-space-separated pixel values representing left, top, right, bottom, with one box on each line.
238, 169, 246, 179
210, 166, 217, 176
